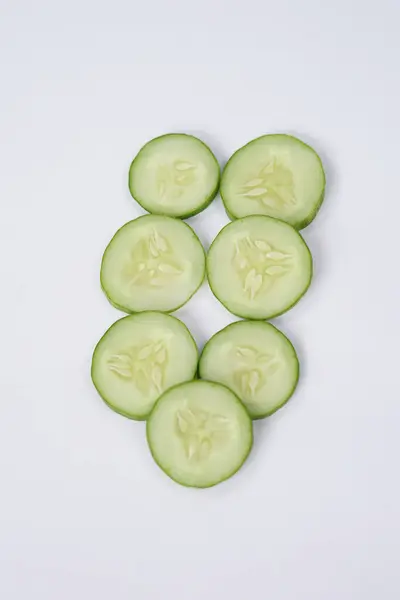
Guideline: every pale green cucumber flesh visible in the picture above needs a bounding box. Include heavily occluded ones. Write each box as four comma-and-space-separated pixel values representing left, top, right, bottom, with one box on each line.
221, 134, 325, 229
146, 380, 253, 488
206, 215, 312, 320
199, 321, 299, 419
101, 215, 205, 314
129, 134, 220, 219
91, 312, 198, 420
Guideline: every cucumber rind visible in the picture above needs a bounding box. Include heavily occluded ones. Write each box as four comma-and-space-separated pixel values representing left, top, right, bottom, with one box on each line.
198, 321, 300, 419
146, 380, 253, 488
128, 133, 220, 219
91, 312, 199, 420
220, 133, 326, 230
100, 214, 206, 314
206, 215, 313, 320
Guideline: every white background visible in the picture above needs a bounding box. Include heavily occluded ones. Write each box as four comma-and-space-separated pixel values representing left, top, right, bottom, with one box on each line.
1, 1, 399, 598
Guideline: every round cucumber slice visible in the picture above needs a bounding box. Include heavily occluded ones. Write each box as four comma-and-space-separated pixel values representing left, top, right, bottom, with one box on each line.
91, 312, 198, 420
206, 215, 312, 320
199, 321, 299, 419
221, 134, 325, 229
101, 215, 205, 313
129, 134, 220, 218
147, 380, 253, 488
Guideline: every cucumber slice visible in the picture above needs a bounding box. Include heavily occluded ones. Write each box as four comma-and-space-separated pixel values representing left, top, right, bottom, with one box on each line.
207, 215, 312, 320
129, 134, 220, 218
221, 134, 325, 229
91, 312, 198, 420
199, 321, 299, 419
101, 215, 205, 313
147, 380, 253, 488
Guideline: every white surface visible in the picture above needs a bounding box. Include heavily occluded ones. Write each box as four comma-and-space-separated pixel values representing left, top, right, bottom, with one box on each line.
0, 1, 399, 598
